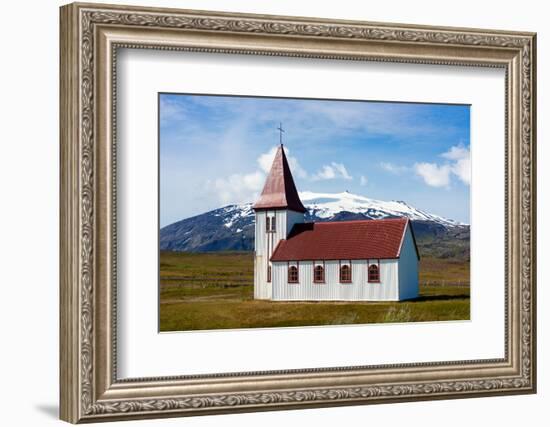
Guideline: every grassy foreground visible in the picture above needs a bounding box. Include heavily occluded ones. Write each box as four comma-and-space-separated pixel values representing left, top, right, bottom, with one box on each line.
159, 251, 470, 332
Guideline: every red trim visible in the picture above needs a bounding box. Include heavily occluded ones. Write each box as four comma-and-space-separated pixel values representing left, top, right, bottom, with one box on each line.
368, 259, 381, 283
287, 261, 299, 284
313, 261, 325, 284
339, 260, 352, 283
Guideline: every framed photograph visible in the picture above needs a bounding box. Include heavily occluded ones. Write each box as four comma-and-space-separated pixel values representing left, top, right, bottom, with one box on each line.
60, 2, 537, 423
158, 93, 471, 331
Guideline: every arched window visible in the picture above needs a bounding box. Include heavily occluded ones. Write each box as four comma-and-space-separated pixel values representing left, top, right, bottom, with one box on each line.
288, 265, 299, 283
314, 265, 325, 283
340, 264, 352, 283
368, 264, 380, 283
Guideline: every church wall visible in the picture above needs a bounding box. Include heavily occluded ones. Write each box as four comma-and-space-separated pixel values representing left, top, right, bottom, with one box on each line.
254, 209, 304, 299
274, 210, 289, 244
398, 225, 420, 300
253, 211, 271, 299
271, 259, 399, 301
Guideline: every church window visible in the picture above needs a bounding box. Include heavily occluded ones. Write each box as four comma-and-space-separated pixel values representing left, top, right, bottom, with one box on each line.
340, 263, 352, 283
288, 265, 299, 283
368, 263, 380, 283
314, 265, 325, 283
266, 215, 276, 233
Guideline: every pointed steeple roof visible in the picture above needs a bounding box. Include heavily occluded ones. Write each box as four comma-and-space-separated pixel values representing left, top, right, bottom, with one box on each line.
253, 145, 307, 213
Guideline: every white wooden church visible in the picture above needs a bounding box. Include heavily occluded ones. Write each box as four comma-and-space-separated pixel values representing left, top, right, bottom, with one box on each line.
253, 144, 419, 301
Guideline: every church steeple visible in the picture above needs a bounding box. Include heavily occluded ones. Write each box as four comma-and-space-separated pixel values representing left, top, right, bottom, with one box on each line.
253, 126, 306, 300
253, 144, 307, 213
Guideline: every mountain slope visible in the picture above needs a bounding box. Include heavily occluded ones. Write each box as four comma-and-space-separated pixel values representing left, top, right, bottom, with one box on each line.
300, 191, 464, 227
160, 204, 256, 253
160, 191, 469, 259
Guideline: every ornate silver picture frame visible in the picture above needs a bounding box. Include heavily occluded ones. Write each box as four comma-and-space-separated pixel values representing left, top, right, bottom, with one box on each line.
60, 2, 536, 423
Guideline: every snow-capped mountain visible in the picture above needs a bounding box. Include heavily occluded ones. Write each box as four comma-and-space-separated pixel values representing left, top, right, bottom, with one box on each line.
160, 191, 469, 257
300, 191, 465, 228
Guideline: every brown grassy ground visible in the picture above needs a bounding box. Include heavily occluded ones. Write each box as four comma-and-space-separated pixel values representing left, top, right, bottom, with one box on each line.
159, 251, 470, 332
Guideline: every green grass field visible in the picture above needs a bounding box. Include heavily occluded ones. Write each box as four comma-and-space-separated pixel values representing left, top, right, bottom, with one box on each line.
159, 251, 470, 332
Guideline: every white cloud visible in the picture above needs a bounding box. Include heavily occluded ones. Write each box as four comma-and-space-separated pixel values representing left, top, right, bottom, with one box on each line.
380, 162, 409, 174
207, 171, 265, 206
312, 162, 353, 181
451, 157, 470, 185
313, 165, 336, 180
360, 175, 368, 186
441, 144, 469, 161
257, 146, 278, 173
257, 146, 307, 178
414, 163, 451, 188
332, 163, 353, 180
413, 144, 470, 188
208, 145, 313, 206
442, 144, 471, 185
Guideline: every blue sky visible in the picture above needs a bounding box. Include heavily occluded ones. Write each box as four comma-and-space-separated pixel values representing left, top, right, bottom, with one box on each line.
159, 93, 470, 227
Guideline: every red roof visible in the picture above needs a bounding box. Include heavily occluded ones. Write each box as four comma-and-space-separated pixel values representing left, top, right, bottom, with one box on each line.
270, 218, 418, 261
253, 145, 307, 213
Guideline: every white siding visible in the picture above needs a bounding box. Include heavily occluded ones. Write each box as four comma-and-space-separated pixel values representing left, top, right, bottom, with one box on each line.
398, 225, 419, 300
274, 210, 289, 243
254, 209, 304, 299
272, 259, 399, 301
254, 211, 270, 299
255, 212, 420, 302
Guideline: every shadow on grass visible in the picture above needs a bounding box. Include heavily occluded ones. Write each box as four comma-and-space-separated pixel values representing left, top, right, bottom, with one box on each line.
411, 294, 470, 302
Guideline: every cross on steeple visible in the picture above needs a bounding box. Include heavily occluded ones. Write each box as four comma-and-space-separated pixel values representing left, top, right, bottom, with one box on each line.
277, 122, 284, 146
